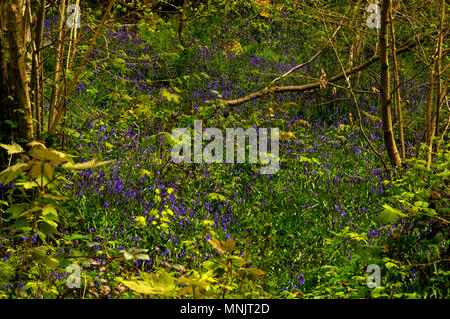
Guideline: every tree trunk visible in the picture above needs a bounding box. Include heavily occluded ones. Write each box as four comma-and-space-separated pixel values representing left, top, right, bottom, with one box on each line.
48, 0, 67, 132
379, 0, 401, 167
389, 4, 405, 161
6, 0, 34, 140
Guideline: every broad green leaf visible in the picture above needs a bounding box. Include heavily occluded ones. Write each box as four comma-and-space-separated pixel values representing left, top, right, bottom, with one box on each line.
134, 216, 147, 228
0, 163, 28, 184
222, 238, 236, 254
123, 269, 176, 295
160, 89, 180, 104
0, 142, 24, 155
239, 267, 265, 276
43, 163, 54, 179
9, 217, 29, 230
135, 253, 150, 261
122, 280, 159, 294
15, 181, 38, 189
38, 220, 59, 238
378, 204, 407, 223
208, 193, 226, 201
30, 247, 59, 268
26, 141, 46, 149
43, 193, 70, 201
63, 234, 89, 241
62, 159, 111, 170
6, 203, 27, 218
207, 238, 226, 253
28, 161, 44, 179
30, 148, 74, 165
229, 255, 246, 267
42, 204, 58, 218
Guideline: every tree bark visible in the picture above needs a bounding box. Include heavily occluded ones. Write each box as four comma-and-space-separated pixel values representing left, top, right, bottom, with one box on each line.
389, 4, 405, 161
48, 0, 67, 132
49, 0, 115, 135
6, 0, 34, 140
379, 0, 401, 167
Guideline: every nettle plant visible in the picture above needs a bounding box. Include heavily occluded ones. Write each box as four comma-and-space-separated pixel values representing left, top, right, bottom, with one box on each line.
0, 141, 110, 295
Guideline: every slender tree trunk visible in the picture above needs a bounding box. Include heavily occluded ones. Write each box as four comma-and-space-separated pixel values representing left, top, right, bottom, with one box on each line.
6, 0, 34, 140
427, 0, 446, 167
29, 0, 46, 139
434, 0, 446, 138
379, 0, 401, 167
49, 0, 115, 135
35, 0, 46, 138
0, 2, 14, 148
389, 4, 405, 161
48, 0, 67, 132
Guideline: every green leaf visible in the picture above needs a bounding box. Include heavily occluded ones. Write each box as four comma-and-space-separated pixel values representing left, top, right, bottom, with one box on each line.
135, 254, 150, 261
134, 216, 147, 228
0, 163, 28, 184
207, 238, 226, 254
15, 181, 38, 189
30, 247, 59, 268
230, 255, 246, 267
222, 238, 236, 254
28, 161, 44, 179
42, 204, 58, 218
9, 217, 29, 230
43, 163, 54, 179
38, 220, 59, 238
414, 201, 429, 208
30, 148, 74, 165
160, 89, 180, 104
378, 204, 407, 223
43, 193, 70, 201
0, 142, 24, 155
63, 234, 89, 241
6, 203, 27, 218
122, 280, 159, 294
208, 193, 227, 201
122, 269, 177, 295
239, 267, 265, 276
62, 159, 111, 170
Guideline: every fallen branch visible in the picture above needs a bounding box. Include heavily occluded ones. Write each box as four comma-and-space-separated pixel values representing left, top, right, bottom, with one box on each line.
216, 29, 444, 107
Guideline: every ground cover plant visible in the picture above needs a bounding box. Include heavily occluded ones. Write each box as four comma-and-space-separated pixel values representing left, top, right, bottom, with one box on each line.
0, 0, 448, 299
